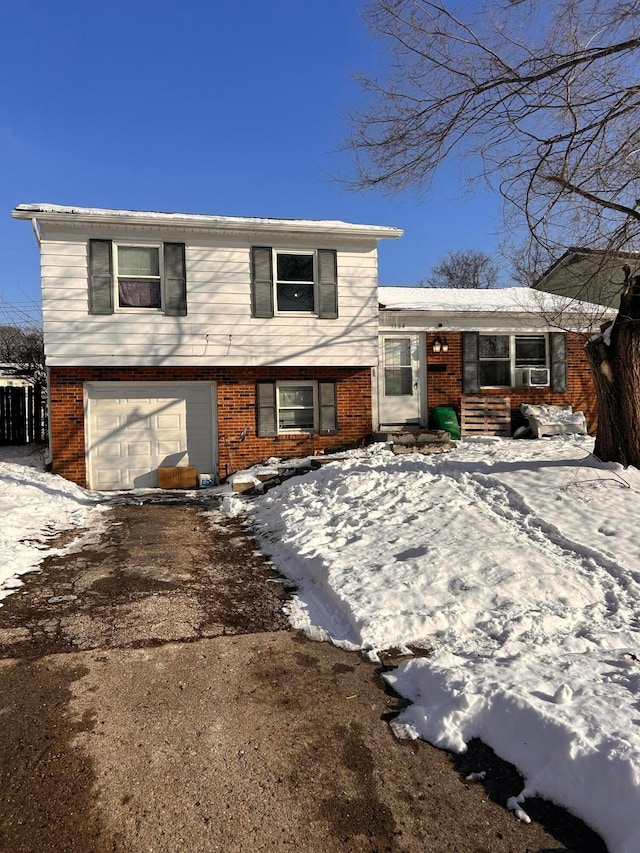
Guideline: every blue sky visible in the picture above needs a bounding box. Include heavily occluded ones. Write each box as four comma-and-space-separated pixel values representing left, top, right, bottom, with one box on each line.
1, 0, 506, 314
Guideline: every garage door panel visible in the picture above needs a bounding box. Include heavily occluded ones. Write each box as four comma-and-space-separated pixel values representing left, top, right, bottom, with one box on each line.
93, 467, 124, 489
96, 442, 122, 458
156, 414, 182, 430
87, 382, 216, 490
124, 413, 154, 429
126, 441, 153, 457
128, 468, 157, 488
156, 440, 183, 456
95, 415, 122, 431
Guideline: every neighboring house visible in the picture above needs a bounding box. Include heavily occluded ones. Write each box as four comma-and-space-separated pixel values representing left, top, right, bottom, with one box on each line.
12, 204, 401, 490
375, 287, 612, 434
535, 247, 640, 309
0, 365, 31, 389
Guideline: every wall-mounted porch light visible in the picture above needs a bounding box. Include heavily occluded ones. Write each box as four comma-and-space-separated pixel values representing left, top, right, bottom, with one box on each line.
432, 336, 449, 353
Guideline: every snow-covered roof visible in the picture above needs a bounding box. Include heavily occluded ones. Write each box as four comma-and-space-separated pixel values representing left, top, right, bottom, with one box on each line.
12, 204, 403, 240
378, 285, 610, 315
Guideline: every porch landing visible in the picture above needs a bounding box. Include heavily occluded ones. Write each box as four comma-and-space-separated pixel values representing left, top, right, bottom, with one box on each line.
373, 429, 456, 455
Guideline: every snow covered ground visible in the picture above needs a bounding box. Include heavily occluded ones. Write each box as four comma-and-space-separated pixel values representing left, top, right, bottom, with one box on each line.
0, 446, 106, 601
3, 438, 640, 851
226, 436, 640, 853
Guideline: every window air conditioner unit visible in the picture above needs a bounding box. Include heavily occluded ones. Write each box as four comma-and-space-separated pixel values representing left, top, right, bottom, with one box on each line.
517, 367, 550, 387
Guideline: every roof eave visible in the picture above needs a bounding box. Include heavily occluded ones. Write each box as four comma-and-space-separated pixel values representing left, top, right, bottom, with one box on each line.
11, 207, 403, 241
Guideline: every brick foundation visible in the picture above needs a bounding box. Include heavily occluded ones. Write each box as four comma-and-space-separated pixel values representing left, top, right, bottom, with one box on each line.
425, 331, 598, 432
49, 366, 372, 487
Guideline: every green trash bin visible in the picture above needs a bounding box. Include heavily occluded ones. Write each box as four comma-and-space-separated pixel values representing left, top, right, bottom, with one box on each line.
431, 406, 461, 440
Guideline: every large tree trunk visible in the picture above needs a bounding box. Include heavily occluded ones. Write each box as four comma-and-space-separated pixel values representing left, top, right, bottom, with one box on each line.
585, 275, 640, 467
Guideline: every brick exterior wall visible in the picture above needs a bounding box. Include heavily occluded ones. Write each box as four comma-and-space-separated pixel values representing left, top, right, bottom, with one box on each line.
425, 331, 598, 433
49, 366, 372, 487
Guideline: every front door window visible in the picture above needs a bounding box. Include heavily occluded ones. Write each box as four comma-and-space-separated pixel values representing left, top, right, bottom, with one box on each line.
384, 338, 413, 396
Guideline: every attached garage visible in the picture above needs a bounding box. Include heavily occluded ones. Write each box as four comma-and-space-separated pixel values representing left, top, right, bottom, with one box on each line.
85, 382, 217, 490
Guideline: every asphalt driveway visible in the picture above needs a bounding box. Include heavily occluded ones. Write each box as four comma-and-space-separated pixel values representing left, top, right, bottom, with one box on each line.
0, 500, 606, 852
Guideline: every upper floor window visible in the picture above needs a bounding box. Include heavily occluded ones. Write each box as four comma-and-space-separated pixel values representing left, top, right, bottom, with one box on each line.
88, 239, 186, 316
275, 252, 315, 312
116, 245, 162, 309
251, 246, 338, 320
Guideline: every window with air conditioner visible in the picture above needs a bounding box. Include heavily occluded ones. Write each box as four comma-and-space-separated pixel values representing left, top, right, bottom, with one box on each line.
479, 334, 549, 388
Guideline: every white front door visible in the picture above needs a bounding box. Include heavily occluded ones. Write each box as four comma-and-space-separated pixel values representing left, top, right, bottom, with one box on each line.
378, 334, 424, 428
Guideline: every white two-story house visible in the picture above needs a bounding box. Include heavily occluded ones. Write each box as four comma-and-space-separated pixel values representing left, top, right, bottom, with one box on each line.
13, 204, 401, 489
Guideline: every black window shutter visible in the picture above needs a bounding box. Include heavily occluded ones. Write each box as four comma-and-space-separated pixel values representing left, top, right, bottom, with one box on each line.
88, 240, 113, 315
318, 381, 338, 434
317, 249, 338, 319
550, 332, 568, 392
256, 382, 277, 437
462, 332, 480, 393
163, 243, 187, 316
251, 247, 274, 318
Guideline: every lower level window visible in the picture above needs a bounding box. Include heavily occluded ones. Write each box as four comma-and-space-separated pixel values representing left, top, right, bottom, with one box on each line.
277, 383, 316, 431
256, 379, 337, 437
479, 334, 549, 387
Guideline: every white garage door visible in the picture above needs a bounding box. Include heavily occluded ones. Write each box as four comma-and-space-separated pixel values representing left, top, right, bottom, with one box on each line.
86, 382, 216, 490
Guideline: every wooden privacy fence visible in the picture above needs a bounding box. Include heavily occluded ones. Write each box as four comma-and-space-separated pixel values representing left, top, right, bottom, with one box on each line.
0, 384, 47, 445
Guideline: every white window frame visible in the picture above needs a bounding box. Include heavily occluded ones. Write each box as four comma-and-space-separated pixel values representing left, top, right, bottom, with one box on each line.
276, 380, 318, 433
479, 333, 549, 388
273, 249, 317, 316
114, 241, 164, 313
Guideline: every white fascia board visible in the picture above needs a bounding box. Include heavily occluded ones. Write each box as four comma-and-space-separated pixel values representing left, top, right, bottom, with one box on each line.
379, 308, 610, 332
12, 204, 403, 241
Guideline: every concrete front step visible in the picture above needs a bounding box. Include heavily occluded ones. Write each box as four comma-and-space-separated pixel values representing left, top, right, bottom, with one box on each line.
373, 429, 456, 455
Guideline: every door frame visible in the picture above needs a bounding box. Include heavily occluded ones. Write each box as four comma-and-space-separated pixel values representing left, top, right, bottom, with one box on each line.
374, 332, 427, 430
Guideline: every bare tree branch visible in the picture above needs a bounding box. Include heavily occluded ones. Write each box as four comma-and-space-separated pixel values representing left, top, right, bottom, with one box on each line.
349, 0, 640, 254
350, 0, 640, 466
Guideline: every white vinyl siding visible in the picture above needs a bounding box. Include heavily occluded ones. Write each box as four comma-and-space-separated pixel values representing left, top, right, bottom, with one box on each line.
40, 229, 379, 367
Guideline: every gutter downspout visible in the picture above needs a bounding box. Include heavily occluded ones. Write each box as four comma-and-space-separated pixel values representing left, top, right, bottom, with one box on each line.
31, 217, 41, 246
29, 217, 49, 463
